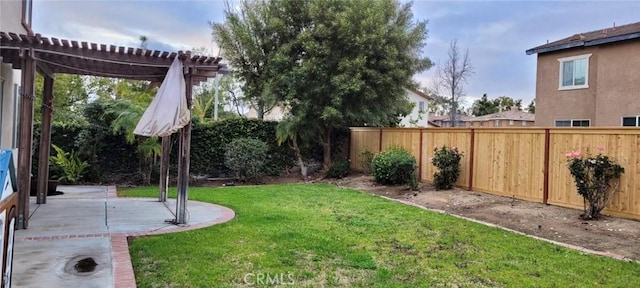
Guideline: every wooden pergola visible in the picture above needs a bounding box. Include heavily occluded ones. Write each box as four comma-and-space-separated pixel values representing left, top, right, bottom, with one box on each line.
0, 32, 224, 229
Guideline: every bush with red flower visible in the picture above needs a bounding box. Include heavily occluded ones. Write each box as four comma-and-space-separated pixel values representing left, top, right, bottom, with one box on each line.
566, 145, 624, 220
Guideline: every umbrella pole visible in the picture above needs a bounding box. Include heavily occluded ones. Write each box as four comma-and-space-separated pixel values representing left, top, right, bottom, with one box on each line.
176, 124, 191, 224
176, 67, 193, 224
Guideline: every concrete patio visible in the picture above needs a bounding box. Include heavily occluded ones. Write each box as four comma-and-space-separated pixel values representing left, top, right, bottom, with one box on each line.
12, 186, 235, 288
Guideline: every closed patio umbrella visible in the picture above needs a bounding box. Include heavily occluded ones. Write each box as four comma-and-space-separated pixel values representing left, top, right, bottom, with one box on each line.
134, 57, 190, 137
134, 56, 191, 224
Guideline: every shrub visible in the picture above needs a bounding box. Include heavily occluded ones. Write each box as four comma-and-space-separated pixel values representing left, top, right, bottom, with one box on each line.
50, 144, 90, 184
431, 146, 462, 190
224, 138, 269, 182
327, 158, 350, 179
359, 150, 375, 174
371, 147, 418, 190
566, 146, 625, 220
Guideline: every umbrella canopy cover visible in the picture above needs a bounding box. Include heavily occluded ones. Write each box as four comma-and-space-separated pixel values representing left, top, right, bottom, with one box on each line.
134, 57, 190, 137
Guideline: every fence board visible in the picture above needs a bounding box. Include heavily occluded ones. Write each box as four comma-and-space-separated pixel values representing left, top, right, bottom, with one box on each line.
380, 128, 422, 159
349, 128, 381, 171
421, 129, 471, 187
472, 129, 545, 202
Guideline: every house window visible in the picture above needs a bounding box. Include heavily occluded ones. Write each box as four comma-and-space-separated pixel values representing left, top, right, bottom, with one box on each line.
418, 101, 424, 112
494, 120, 500, 127
522, 120, 527, 126
509, 120, 514, 126
622, 116, 640, 127
558, 54, 591, 90
555, 119, 590, 127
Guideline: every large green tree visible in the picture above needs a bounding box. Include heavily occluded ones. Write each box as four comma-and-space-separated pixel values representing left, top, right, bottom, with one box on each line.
214, 0, 432, 169
34, 73, 89, 126
211, 0, 297, 119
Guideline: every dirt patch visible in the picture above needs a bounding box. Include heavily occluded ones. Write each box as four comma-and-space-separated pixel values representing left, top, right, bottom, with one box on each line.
326, 174, 640, 261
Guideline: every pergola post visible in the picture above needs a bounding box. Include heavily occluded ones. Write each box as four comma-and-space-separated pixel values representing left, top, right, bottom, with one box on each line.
36, 76, 54, 204
17, 49, 36, 230
159, 135, 170, 202
175, 64, 193, 224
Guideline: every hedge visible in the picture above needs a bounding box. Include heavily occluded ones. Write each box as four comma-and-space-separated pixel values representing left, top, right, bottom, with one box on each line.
31, 118, 296, 183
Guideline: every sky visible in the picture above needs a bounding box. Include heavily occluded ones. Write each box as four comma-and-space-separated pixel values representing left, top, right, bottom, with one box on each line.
31, 0, 640, 106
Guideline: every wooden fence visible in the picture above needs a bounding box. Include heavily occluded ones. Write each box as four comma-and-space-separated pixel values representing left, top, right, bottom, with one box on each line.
349, 127, 640, 220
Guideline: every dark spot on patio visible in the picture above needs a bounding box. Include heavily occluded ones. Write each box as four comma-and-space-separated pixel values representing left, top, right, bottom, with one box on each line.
74, 257, 97, 273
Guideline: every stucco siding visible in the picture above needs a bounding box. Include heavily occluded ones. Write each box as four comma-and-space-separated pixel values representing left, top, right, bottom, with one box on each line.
534, 39, 640, 127
594, 40, 640, 126
0, 0, 28, 34
399, 89, 429, 127
534, 47, 599, 126
1, 0, 27, 148
0, 64, 20, 149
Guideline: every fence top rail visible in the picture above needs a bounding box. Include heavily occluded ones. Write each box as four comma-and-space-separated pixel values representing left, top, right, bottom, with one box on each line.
351, 127, 640, 135
349, 127, 383, 131
473, 129, 546, 134
550, 128, 640, 135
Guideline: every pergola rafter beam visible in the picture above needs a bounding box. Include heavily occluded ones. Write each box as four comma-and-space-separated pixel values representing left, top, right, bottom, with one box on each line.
0, 33, 224, 82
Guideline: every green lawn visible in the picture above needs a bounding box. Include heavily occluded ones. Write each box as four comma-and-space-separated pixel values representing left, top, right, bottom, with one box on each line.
121, 184, 640, 287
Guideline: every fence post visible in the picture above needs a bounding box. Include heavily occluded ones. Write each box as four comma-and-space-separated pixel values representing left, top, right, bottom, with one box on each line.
418, 129, 423, 182
378, 128, 383, 152
543, 129, 550, 204
468, 128, 475, 191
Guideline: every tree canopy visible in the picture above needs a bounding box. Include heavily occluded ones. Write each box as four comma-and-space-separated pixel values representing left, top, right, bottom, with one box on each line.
213, 0, 432, 168
527, 100, 535, 114
34, 73, 89, 126
470, 94, 525, 117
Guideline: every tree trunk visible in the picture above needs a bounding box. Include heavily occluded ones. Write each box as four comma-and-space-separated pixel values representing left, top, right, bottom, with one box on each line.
146, 156, 153, 185
322, 126, 332, 170
291, 137, 307, 181
257, 100, 265, 120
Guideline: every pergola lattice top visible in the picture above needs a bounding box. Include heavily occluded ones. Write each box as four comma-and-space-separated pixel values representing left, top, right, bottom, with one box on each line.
0, 32, 223, 82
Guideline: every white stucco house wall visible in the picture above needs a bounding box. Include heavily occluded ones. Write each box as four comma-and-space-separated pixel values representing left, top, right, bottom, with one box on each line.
245, 105, 287, 121
1, 0, 31, 150
399, 88, 432, 127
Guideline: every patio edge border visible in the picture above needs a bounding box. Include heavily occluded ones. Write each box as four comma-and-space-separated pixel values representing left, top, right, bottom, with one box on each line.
110, 186, 236, 288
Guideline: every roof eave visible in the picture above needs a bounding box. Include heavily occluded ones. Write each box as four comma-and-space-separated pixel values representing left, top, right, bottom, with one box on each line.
585, 32, 640, 47
526, 41, 584, 55
526, 32, 640, 55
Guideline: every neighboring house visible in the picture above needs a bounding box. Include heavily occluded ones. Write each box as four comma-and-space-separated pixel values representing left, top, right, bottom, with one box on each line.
1, 0, 31, 149
399, 88, 432, 127
467, 109, 535, 127
245, 105, 287, 121
526, 21, 640, 127
429, 109, 534, 127
428, 114, 471, 127
245, 88, 433, 126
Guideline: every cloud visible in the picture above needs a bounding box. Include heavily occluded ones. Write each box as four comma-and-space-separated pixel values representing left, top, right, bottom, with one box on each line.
32, 0, 217, 53
27, 0, 640, 103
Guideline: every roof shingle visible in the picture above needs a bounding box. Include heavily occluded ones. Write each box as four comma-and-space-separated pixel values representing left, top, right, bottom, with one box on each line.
526, 21, 640, 55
